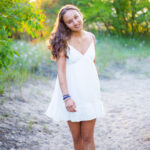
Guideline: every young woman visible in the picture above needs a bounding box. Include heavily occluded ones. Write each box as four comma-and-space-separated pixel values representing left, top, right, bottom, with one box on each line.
45, 4, 106, 150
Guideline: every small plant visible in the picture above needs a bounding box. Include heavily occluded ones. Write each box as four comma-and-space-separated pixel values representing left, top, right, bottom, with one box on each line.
26, 120, 34, 132
0, 97, 5, 104
43, 124, 47, 131
43, 124, 52, 134
0, 115, 5, 121
0, 112, 10, 121
0, 84, 5, 95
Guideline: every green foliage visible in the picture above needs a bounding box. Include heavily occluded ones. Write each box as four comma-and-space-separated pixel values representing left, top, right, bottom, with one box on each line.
77, 0, 150, 36
0, 40, 51, 95
38, 0, 149, 36
0, 0, 46, 39
0, 39, 19, 70
0, 0, 46, 71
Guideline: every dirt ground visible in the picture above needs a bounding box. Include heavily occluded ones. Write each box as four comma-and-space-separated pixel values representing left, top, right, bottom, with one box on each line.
0, 70, 150, 150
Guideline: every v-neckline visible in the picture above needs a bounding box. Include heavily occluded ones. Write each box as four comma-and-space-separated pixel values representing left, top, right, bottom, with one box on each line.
68, 40, 93, 56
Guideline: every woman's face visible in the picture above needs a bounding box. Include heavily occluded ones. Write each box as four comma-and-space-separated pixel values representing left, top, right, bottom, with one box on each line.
63, 9, 83, 31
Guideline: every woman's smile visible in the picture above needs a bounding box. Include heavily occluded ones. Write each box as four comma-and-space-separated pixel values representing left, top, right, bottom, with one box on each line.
75, 24, 80, 28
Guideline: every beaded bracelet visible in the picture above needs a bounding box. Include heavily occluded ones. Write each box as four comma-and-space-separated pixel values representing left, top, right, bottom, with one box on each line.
63, 94, 71, 102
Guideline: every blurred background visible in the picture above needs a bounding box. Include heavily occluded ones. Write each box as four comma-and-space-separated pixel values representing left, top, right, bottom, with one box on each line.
0, 0, 150, 149
0, 0, 150, 94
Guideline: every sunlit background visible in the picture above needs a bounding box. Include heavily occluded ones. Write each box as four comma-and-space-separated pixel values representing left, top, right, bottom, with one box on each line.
0, 0, 150, 93
0, 0, 150, 149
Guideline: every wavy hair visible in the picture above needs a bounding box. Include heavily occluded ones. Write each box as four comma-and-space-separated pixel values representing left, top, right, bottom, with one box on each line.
48, 4, 83, 61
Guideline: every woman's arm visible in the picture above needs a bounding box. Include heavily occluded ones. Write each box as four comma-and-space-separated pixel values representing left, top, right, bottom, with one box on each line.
56, 50, 76, 112
56, 50, 69, 95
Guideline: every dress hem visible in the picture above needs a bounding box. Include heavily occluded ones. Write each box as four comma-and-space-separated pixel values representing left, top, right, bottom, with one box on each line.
44, 112, 106, 123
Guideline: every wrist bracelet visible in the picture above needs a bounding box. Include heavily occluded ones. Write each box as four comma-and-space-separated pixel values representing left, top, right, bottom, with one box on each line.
63, 94, 71, 102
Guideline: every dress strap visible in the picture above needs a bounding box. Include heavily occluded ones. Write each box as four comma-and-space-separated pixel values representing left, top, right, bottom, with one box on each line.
89, 32, 96, 51
88, 32, 94, 44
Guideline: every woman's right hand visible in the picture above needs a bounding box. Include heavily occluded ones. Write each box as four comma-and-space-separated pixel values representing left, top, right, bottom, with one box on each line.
64, 98, 77, 112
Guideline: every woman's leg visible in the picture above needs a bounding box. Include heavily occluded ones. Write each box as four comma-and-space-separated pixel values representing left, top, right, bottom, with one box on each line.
81, 118, 96, 150
67, 121, 84, 150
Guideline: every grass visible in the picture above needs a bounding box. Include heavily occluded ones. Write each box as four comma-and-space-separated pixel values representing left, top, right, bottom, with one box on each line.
0, 34, 150, 94
95, 34, 150, 78
0, 39, 53, 94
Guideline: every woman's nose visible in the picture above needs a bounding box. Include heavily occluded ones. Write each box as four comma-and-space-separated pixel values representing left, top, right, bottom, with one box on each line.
73, 20, 78, 25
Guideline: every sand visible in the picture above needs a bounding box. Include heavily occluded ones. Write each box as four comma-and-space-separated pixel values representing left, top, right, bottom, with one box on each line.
0, 72, 150, 150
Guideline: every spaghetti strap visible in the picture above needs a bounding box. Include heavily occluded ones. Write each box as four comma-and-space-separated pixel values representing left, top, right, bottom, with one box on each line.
89, 32, 94, 43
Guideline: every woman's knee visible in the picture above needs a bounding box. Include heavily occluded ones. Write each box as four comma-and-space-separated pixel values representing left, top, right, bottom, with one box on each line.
82, 134, 94, 144
73, 135, 82, 144
80, 119, 96, 144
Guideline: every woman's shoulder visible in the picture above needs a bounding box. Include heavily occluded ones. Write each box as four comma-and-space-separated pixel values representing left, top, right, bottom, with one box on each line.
83, 31, 96, 49
84, 30, 96, 40
85, 31, 96, 44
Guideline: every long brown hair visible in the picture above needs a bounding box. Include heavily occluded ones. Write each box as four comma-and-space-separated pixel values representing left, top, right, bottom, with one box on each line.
48, 4, 83, 61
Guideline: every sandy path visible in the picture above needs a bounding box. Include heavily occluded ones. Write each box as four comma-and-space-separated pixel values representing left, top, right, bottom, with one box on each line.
0, 73, 150, 150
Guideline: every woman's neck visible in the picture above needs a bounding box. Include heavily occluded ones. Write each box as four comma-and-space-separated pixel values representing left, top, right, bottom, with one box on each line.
71, 29, 84, 38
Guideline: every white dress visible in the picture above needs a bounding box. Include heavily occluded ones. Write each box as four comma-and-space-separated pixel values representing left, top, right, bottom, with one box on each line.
44, 36, 106, 123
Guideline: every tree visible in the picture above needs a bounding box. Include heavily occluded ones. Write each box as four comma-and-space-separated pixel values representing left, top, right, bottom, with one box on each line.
0, 0, 46, 71
77, 0, 150, 36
